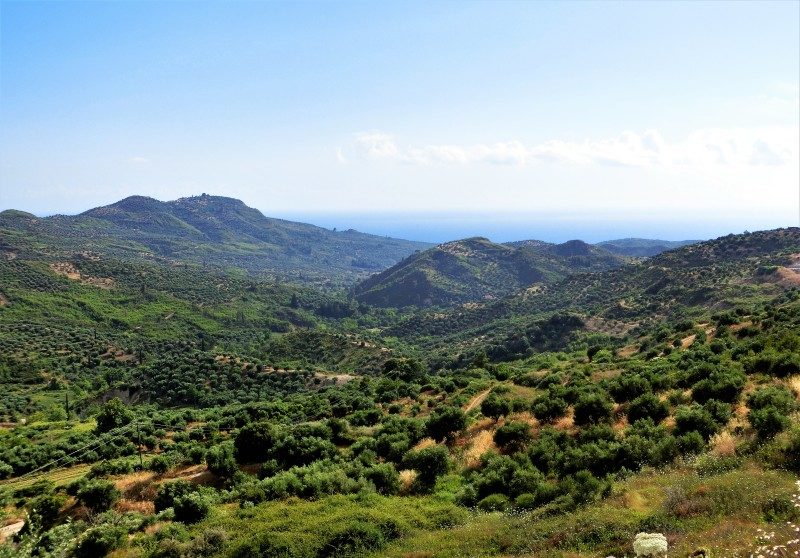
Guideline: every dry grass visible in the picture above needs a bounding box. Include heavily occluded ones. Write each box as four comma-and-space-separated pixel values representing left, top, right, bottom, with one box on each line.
681, 334, 697, 348
115, 498, 155, 515
411, 437, 437, 451
114, 471, 157, 501
554, 408, 575, 432
461, 429, 496, 469
399, 469, 417, 493
710, 431, 738, 457
787, 375, 800, 399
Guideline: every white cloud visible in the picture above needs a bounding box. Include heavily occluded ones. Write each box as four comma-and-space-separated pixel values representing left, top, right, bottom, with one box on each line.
127, 156, 150, 164
348, 127, 798, 171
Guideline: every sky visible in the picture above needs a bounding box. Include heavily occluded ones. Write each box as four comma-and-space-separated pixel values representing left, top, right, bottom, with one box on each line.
1, 1, 798, 242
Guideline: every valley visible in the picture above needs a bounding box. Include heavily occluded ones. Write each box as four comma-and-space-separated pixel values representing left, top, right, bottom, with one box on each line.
0, 197, 798, 558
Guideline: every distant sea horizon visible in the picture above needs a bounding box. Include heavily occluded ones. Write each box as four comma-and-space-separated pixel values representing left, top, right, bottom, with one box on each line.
268, 211, 795, 245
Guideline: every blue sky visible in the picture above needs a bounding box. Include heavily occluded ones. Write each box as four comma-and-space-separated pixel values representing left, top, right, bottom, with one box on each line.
1, 1, 798, 241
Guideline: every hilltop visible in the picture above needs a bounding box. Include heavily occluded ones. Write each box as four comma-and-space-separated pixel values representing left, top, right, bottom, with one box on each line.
352, 237, 625, 307
0, 194, 430, 286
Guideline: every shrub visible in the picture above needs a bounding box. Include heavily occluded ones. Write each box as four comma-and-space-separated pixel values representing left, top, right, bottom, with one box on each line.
749, 407, 790, 439
149, 454, 172, 474
94, 398, 134, 434
76, 479, 120, 512
154, 479, 193, 513
691, 369, 746, 404
531, 395, 568, 423
674, 405, 718, 440
628, 393, 669, 424
514, 492, 537, 510
403, 446, 450, 491
173, 492, 211, 524
363, 463, 400, 495
493, 421, 532, 453
321, 522, 386, 557
206, 443, 237, 478
28, 493, 66, 530
573, 392, 613, 425
74, 525, 125, 558
480, 393, 512, 421
425, 406, 467, 442
234, 422, 284, 464
477, 493, 509, 512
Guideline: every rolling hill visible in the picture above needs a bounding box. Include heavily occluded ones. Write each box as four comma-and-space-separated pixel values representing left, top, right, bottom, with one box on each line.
351, 236, 626, 307
596, 237, 700, 257
0, 194, 431, 286
383, 227, 800, 361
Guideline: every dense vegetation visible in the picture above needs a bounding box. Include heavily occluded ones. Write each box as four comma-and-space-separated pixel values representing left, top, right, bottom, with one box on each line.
0, 213, 798, 557
0, 194, 429, 286
352, 237, 626, 307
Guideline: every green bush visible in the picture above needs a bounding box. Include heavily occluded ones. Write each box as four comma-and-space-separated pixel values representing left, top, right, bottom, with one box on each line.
174, 492, 211, 523
477, 493, 509, 512
493, 421, 532, 453
573, 392, 613, 425
76, 479, 120, 512
403, 445, 450, 491
320, 521, 386, 557
74, 525, 125, 558
627, 393, 669, 424
154, 479, 193, 512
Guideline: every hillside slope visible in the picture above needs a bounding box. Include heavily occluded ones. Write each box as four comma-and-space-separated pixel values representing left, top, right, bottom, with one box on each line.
385, 228, 800, 359
0, 194, 430, 285
352, 237, 625, 307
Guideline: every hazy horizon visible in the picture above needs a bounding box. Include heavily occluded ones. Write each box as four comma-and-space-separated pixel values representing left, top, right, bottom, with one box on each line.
10, 193, 794, 245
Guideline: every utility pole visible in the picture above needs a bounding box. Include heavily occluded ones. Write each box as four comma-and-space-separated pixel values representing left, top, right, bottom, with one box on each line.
136, 420, 144, 470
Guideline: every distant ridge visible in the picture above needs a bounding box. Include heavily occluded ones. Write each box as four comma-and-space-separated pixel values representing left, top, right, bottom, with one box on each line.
0, 194, 431, 285
597, 237, 699, 257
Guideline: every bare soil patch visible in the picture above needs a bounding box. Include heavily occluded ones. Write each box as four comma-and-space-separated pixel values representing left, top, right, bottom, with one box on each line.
50, 262, 114, 289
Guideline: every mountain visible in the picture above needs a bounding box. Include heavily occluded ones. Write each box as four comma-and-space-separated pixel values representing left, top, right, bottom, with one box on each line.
596, 237, 700, 257
384, 227, 800, 360
351, 236, 626, 307
0, 194, 431, 285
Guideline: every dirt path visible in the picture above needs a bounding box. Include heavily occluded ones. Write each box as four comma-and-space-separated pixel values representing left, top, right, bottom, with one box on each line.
464, 388, 491, 413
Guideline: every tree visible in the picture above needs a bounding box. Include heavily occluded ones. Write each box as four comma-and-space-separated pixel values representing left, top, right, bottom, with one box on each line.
382, 358, 426, 383
174, 492, 211, 523
94, 398, 134, 434
206, 443, 237, 478
234, 422, 284, 464
425, 406, 467, 442
573, 392, 613, 425
531, 395, 568, 423
493, 421, 532, 453
481, 393, 512, 421
403, 445, 449, 491
154, 479, 193, 512
627, 393, 669, 424
77, 479, 120, 512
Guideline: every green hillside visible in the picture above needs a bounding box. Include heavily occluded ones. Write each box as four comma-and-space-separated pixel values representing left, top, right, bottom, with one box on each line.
0, 195, 430, 287
352, 237, 625, 307
0, 225, 798, 558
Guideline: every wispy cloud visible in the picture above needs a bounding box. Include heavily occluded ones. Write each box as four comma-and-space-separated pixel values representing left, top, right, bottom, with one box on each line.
346, 127, 798, 170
